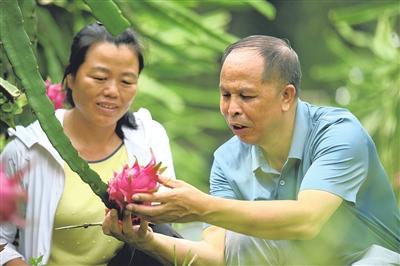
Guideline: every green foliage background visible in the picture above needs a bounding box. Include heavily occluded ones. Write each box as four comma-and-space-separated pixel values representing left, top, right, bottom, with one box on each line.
1, 0, 399, 199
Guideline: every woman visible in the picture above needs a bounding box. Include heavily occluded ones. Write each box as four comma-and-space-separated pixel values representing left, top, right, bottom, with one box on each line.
0, 23, 179, 266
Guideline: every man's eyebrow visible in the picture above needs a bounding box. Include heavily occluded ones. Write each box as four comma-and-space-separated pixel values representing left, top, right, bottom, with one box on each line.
219, 85, 256, 91
121, 72, 138, 79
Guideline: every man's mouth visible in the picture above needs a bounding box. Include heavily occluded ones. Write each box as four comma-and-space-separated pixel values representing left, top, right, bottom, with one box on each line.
233, 125, 245, 129
230, 123, 248, 130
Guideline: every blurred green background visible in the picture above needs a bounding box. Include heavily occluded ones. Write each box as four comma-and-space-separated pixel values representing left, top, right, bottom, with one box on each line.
1, 0, 399, 200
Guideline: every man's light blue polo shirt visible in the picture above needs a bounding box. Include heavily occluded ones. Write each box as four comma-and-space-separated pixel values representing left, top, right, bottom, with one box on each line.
210, 99, 399, 264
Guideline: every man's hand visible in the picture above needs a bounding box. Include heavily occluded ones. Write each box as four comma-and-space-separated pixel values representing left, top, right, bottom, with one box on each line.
102, 209, 153, 248
126, 178, 211, 224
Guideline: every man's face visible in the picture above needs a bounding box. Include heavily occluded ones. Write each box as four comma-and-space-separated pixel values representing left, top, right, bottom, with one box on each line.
219, 49, 286, 147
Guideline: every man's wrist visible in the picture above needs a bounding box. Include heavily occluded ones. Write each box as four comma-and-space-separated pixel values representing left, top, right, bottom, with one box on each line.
201, 193, 219, 224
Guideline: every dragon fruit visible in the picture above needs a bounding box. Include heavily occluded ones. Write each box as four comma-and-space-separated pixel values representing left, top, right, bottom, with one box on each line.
45, 79, 65, 109
107, 152, 163, 221
0, 165, 26, 225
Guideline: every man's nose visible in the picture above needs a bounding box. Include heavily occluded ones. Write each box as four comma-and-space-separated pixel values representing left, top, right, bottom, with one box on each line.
227, 98, 242, 117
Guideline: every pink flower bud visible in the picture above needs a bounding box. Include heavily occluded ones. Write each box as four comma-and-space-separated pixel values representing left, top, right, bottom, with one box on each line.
45, 79, 65, 109
0, 165, 26, 226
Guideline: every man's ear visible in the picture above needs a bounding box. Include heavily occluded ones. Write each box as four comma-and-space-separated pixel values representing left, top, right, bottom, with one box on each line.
281, 84, 296, 112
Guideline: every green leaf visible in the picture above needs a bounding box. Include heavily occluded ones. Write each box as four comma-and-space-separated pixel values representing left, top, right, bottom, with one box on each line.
372, 13, 399, 60
0, 77, 22, 99
28, 254, 43, 266
37, 7, 69, 65
329, 1, 400, 25
18, 0, 37, 50
143, 0, 236, 49
83, 0, 130, 35
247, 0, 276, 20
320, 2, 400, 183
1, 102, 13, 112
0, 0, 112, 208
138, 74, 185, 113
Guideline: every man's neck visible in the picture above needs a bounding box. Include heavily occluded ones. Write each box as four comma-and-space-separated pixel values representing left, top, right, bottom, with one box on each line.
262, 140, 292, 172
261, 105, 297, 171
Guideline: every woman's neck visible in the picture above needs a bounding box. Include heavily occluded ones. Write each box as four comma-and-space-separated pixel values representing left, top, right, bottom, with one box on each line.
63, 109, 123, 161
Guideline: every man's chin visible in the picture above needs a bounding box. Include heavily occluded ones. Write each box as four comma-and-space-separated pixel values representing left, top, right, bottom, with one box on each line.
235, 134, 255, 145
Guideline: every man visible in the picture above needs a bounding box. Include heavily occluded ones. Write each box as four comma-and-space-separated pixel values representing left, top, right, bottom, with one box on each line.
103, 36, 400, 265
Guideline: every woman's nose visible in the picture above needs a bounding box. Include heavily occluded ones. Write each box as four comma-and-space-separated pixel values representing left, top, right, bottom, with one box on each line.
103, 80, 118, 97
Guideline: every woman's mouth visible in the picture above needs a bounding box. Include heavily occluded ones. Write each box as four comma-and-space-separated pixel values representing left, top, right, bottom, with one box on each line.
97, 103, 117, 109
96, 102, 118, 113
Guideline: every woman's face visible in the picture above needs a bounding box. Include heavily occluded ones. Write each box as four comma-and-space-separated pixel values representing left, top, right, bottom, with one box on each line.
67, 42, 139, 128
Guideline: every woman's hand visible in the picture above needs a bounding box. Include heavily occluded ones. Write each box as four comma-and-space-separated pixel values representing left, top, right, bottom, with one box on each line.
102, 209, 153, 248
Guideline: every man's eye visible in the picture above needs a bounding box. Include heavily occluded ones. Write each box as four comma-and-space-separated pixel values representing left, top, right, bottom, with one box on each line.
122, 80, 133, 85
241, 95, 255, 99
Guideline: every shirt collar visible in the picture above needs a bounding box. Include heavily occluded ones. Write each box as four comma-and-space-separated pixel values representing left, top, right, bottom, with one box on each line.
251, 99, 310, 172
287, 99, 310, 159
251, 145, 278, 174
251, 145, 263, 172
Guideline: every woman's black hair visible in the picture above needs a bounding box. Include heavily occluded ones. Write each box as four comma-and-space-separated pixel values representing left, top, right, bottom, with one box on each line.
62, 22, 145, 139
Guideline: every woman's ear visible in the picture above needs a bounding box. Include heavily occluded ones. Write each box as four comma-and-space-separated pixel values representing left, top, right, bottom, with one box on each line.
66, 74, 74, 90
281, 84, 296, 112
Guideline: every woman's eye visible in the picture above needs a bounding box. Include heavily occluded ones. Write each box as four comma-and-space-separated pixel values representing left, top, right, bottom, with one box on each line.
92, 76, 106, 81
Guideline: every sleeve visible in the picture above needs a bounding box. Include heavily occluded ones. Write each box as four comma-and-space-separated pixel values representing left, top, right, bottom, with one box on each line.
204, 154, 237, 230
209, 154, 237, 199
0, 139, 26, 264
300, 118, 369, 203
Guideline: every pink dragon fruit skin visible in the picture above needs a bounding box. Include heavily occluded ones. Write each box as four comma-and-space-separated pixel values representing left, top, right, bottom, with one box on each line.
0, 165, 26, 225
45, 79, 65, 109
107, 152, 162, 214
